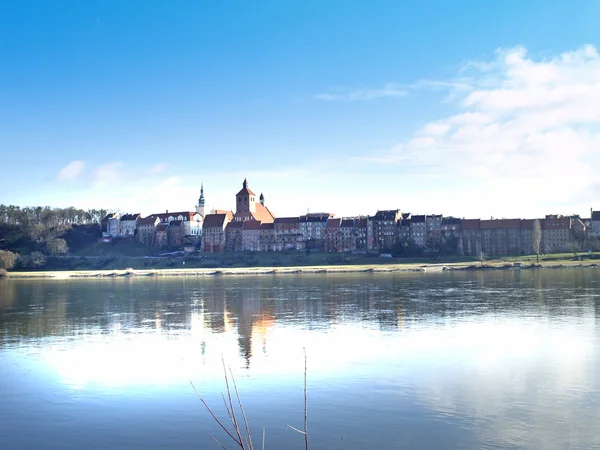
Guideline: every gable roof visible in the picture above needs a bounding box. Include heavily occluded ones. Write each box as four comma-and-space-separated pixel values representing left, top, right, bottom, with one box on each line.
120, 213, 140, 221
326, 218, 341, 229
203, 213, 229, 228
372, 210, 400, 221
242, 220, 262, 230
355, 218, 368, 228
461, 219, 480, 230
480, 219, 521, 229
138, 217, 158, 225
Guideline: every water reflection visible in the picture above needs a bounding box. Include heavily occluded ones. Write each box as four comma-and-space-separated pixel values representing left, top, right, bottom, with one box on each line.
1, 270, 600, 449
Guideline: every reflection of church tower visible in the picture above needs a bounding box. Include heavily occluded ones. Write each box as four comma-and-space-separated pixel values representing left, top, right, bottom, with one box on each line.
196, 183, 205, 216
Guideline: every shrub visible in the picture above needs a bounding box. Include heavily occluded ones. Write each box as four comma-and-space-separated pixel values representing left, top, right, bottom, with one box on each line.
0, 250, 19, 270
0, 268, 7, 278
28, 251, 47, 269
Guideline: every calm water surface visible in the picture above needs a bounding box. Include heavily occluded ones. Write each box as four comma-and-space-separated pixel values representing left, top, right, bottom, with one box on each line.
1, 270, 600, 449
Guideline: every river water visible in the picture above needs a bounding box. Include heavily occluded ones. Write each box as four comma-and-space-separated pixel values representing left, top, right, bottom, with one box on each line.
1, 270, 600, 449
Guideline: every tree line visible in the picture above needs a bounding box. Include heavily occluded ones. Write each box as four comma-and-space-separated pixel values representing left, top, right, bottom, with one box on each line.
0, 205, 108, 273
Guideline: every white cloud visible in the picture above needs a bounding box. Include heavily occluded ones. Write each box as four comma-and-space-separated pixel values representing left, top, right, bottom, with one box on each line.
147, 163, 167, 174
364, 44, 600, 218
91, 162, 122, 189
315, 83, 408, 101
57, 160, 86, 181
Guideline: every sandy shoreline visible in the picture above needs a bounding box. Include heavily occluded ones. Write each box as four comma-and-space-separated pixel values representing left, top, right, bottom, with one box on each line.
2, 260, 598, 279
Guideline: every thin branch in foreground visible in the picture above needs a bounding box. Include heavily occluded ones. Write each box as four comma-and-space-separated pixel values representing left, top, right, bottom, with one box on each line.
190, 359, 255, 450
190, 381, 241, 446
287, 348, 309, 450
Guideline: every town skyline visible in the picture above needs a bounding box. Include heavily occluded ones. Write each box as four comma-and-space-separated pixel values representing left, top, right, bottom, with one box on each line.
2, 2, 600, 218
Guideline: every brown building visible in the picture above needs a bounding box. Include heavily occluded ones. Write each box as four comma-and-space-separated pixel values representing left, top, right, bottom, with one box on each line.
167, 220, 185, 247
225, 221, 243, 252
339, 218, 356, 252
461, 219, 481, 256
520, 219, 535, 255
299, 213, 331, 250
480, 219, 521, 255
155, 223, 168, 248
397, 218, 411, 244
541, 216, 574, 253
202, 212, 233, 253
273, 217, 303, 251
232, 179, 275, 224
136, 217, 159, 246
371, 210, 401, 251
324, 218, 341, 252
242, 220, 262, 251
425, 215, 442, 248
410, 215, 427, 247
354, 217, 370, 252
260, 223, 275, 251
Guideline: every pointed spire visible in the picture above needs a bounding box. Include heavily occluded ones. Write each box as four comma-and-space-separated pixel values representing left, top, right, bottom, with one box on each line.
243, 178, 248, 189
199, 183, 205, 206
260, 192, 264, 205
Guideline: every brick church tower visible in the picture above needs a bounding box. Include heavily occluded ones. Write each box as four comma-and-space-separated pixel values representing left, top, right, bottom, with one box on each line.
236, 178, 257, 215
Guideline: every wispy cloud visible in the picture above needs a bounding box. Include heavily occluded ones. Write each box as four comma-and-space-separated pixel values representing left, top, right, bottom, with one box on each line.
315, 83, 408, 101
360, 44, 600, 217
57, 160, 86, 181
147, 163, 167, 174
91, 162, 122, 189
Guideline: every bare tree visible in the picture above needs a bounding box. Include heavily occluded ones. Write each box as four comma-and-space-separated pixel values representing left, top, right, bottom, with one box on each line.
533, 219, 542, 263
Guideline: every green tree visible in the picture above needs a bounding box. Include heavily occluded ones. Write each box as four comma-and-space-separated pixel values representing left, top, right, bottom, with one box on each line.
46, 238, 69, 255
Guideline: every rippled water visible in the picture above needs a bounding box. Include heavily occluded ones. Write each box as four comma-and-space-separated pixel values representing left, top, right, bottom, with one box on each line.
1, 270, 600, 449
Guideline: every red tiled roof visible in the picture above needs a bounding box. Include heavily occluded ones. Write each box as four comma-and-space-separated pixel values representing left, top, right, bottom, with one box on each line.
542, 218, 570, 229
236, 187, 257, 196
461, 219, 480, 230
203, 213, 229, 228
138, 217, 158, 225
480, 219, 521, 229
355, 218, 367, 228
234, 203, 275, 224
326, 218, 341, 229
148, 211, 199, 221
372, 210, 400, 221
226, 221, 244, 230
243, 221, 262, 230
520, 219, 535, 229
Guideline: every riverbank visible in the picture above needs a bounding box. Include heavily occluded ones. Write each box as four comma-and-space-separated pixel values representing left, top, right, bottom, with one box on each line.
3, 258, 598, 279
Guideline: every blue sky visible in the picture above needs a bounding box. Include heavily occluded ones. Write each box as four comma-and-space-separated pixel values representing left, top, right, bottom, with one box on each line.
2, 0, 600, 218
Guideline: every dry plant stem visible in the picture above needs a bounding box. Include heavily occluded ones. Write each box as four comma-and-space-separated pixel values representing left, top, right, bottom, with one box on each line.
287, 348, 309, 450
230, 367, 254, 450
190, 382, 242, 446
303, 349, 309, 450
221, 359, 246, 448
190, 358, 256, 450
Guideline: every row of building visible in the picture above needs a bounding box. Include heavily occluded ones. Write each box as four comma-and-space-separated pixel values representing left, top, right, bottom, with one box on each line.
101, 179, 600, 256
